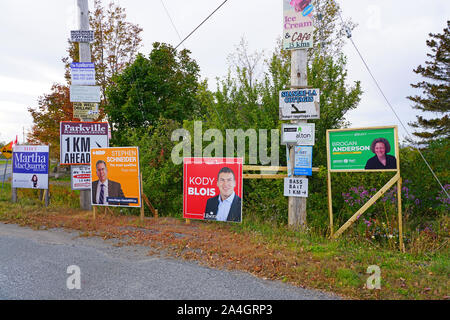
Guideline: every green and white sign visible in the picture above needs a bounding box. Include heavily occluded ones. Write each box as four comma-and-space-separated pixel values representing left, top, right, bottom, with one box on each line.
327, 126, 399, 172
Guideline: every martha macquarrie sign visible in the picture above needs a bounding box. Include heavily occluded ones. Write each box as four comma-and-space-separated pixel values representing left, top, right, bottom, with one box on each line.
12, 145, 49, 189
60, 122, 109, 165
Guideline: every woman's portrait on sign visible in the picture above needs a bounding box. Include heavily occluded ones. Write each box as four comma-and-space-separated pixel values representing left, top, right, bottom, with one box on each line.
365, 138, 397, 170
31, 175, 38, 188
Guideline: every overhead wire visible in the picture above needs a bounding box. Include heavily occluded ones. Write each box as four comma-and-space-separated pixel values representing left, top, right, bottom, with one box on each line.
160, 0, 185, 49
175, 0, 229, 50
335, 2, 449, 199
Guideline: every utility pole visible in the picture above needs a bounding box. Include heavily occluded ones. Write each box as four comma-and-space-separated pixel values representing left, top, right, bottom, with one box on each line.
288, 49, 308, 229
77, 0, 92, 211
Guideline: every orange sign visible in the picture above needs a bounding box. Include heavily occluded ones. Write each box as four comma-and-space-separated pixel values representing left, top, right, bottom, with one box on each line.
1, 141, 13, 159
90, 147, 141, 207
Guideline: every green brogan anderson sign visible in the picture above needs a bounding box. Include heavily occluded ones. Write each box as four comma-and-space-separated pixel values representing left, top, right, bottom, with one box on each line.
327, 126, 399, 172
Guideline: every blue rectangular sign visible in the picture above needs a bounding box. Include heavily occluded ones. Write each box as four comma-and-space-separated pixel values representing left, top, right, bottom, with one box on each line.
294, 146, 313, 176
12, 145, 49, 189
70, 62, 95, 69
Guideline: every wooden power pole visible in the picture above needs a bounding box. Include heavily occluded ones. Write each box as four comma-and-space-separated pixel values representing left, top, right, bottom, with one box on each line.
77, 0, 92, 211
288, 49, 308, 229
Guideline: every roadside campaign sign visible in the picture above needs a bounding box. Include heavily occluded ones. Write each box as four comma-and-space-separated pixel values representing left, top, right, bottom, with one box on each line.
279, 89, 320, 120
283, 0, 315, 50
71, 165, 91, 190
327, 126, 399, 172
183, 158, 243, 223
60, 122, 109, 165
70, 62, 96, 86
90, 147, 141, 207
12, 145, 49, 189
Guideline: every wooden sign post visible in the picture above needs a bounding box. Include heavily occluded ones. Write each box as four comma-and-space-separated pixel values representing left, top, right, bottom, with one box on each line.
326, 126, 405, 252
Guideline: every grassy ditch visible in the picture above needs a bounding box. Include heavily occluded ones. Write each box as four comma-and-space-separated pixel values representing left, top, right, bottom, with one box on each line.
0, 183, 448, 300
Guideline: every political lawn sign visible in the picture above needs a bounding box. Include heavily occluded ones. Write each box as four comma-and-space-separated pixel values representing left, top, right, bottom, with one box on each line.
12, 145, 49, 189
327, 126, 399, 172
183, 158, 243, 223
281, 123, 315, 145
71, 165, 91, 190
284, 177, 308, 198
60, 122, 109, 165
70, 86, 101, 103
70, 62, 96, 86
90, 147, 141, 207
279, 89, 320, 120
283, 0, 315, 50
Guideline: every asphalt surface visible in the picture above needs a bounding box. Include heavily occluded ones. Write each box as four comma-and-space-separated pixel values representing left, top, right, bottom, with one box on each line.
0, 223, 340, 300
0, 163, 12, 182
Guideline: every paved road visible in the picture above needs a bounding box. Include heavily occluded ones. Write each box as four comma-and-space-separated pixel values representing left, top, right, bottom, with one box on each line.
0, 163, 12, 182
0, 223, 340, 300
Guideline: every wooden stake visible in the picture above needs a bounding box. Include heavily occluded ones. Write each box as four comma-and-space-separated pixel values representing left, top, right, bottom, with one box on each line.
397, 177, 405, 252
140, 172, 144, 222
93, 206, 96, 220
327, 170, 333, 238
333, 172, 401, 239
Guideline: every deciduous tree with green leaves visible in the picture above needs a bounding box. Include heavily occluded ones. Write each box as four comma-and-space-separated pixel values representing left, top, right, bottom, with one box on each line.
105, 43, 203, 146
28, 0, 142, 158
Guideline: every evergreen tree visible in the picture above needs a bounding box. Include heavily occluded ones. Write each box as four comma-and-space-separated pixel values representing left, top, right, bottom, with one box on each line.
407, 21, 450, 144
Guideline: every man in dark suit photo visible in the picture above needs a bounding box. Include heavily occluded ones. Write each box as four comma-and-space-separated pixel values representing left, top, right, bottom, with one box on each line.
204, 166, 242, 222
92, 160, 126, 205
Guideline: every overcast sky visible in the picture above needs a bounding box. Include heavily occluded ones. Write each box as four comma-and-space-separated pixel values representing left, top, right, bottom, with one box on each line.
0, 0, 449, 144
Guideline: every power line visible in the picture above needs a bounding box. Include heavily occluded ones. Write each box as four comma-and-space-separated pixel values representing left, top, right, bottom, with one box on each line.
160, 0, 185, 49
175, 0, 229, 50
336, 4, 449, 200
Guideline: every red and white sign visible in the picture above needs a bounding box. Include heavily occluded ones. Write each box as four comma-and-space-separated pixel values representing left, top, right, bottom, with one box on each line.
71, 165, 91, 190
183, 158, 243, 222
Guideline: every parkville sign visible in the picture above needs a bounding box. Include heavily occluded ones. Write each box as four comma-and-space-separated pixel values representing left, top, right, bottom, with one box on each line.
60, 122, 109, 165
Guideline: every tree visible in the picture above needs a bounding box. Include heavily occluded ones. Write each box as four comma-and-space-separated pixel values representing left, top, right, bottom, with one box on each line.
105, 42, 202, 145
407, 21, 450, 144
198, 0, 362, 224
63, 0, 143, 106
29, 1, 143, 153
27, 84, 73, 160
